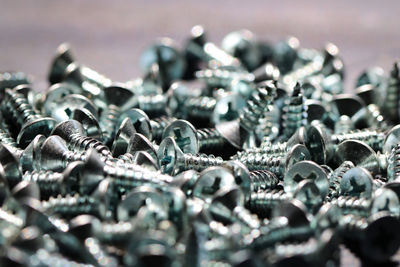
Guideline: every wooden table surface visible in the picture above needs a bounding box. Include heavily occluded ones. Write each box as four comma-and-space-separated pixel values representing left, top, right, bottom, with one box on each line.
1, 0, 400, 266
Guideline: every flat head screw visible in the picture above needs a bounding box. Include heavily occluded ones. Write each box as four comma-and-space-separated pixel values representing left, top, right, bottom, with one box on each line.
2, 88, 56, 148
281, 83, 307, 140
126, 132, 158, 163
48, 43, 74, 84
99, 84, 134, 145
382, 62, 400, 123
284, 160, 329, 199
22, 161, 83, 199
51, 119, 112, 159
157, 137, 223, 175
192, 166, 236, 203
210, 185, 260, 230
79, 149, 173, 195
140, 38, 186, 91
334, 140, 381, 176
339, 167, 373, 198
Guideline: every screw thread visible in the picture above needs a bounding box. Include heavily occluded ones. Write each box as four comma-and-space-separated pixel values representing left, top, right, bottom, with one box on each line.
0, 125, 22, 156
233, 206, 260, 229
327, 161, 355, 200
247, 190, 289, 215
196, 68, 254, 88
116, 153, 135, 164
94, 221, 135, 244
239, 153, 284, 174
332, 129, 385, 151
249, 170, 280, 191
338, 214, 368, 232
330, 196, 370, 216
23, 170, 65, 197
237, 142, 288, 159
69, 133, 112, 158
240, 84, 276, 132
179, 153, 224, 172
42, 194, 104, 218
282, 85, 307, 139
103, 163, 173, 190
4, 89, 41, 126
388, 143, 400, 181
99, 104, 120, 144
62, 150, 87, 165
185, 96, 216, 118
382, 64, 400, 122
150, 116, 176, 140
197, 128, 226, 151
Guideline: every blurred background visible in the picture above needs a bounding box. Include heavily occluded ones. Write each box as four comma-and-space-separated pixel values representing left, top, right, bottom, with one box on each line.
0, 0, 399, 91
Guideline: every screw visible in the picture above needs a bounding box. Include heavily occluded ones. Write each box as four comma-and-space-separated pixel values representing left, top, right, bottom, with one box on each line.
99, 84, 134, 145
281, 43, 343, 87
2, 87, 56, 148
51, 120, 112, 159
22, 161, 82, 199
284, 160, 329, 199
123, 108, 176, 142
331, 188, 400, 217
382, 62, 400, 123
48, 43, 112, 88
339, 167, 374, 198
209, 185, 260, 230
239, 143, 310, 177
69, 215, 118, 267
162, 119, 227, 154
326, 161, 355, 201
79, 149, 173, 195
158, 137, 224, 175
140, 38, 186, 90
41, 193, 107, 219
339, 212, 400, 263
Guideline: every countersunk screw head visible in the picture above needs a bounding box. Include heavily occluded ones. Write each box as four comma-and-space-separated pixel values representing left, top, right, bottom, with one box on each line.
340, 167, 373, 198
162, 119, 199, 154
122, 108, 152, 140
284, 160, 329, 199
192, 166, 236, 202
48, 43, 74, 84
334, 140, 380, 176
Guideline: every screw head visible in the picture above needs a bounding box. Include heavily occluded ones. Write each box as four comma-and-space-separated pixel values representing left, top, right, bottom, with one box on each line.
340, 167, 373, 198
383, 124, 400, 154
334, 140, 380, 175
48, 43, 74, 84
192, 166, 236, 202
158, 137, 179, 175
162, 120, 199, 154
71, 108, 102, 141
128, 133, 158, 162
212, 93, 246, 125
122, 108, 152, 141
111, 118, 136, 157
17, 118, 56, 148
284, 160, 329, 199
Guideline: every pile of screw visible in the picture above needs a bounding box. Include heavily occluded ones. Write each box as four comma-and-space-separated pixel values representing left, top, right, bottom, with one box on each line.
1, 25, 400, 266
